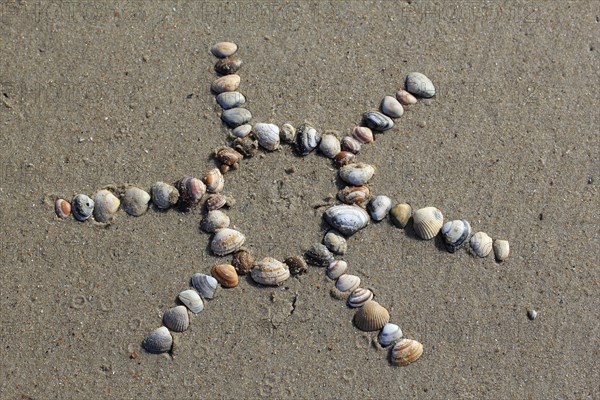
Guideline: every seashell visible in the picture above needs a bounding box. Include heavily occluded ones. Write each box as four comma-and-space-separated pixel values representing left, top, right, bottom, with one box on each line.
470, 231, 493, 257
441, 219, 472, 253
151, 181, 179, 210
351, 126, 373, 144
211, 41, 238, 58
396, 89, 417, 105
202, 168, 225, 193
211, 74, 241, 94
214, 55, 242, 75
191, 273, 219, 299
251, 257, 290, 286
341, 136, 362, 154
142, 326, 172, 354
348, 287, 374, 308
178, 289, 204, 314
367, 195, 393, 221
412, 206, 444, 240
391, 338, 423, 366
284, 255, 308, 275
233, 136, 259, 158
326, 260, 348, 280
324, 204, 370, 236
353, 300, 390, 332
280, 123, 296, 143
55, 198, 71, 219
205, 193, 228, 211
122, 187, 151, 217
200, 210, 230, 233
337, 185, 370, 207
304, 244, 334, 267
215, 147, 243, 167
323, 230, 347, 255
493, 239, 510, 261
216, 91, 246, 110
363, 111, 394, 132
232, 123, 252, 138
381, 95, 404, 118
232, 250, 255, 275
527, 309, 537, 320
210, 228, 246, 256
253, 123, 280, 151
221, 107, 252, 127
405, 72, 435, 98
336, 274, 361, 293
390, 203, 412, 228
334, 151, 355, 168
211, 264, 239, 288
339, 163, 375, 186
295, 123, 321, 156
175, 176, 205, 210
93, 189, 120, 223
379, 323, 403, 347
318, 133, 341, 159
162, 305, 189, 332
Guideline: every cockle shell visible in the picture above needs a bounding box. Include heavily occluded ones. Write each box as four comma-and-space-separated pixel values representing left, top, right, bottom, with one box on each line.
284, 256, 308, 275
122, 187, 151, 217
178, 289, 204, 314
441, 219, 472, 253
253, 123, 280, 151
351, 126, 373, 144
334, 151, 355, 168
336, 274, 361, 292
216, 91, 246, 110
151, 182, 179, 210
214, 55, 242, 75
232, 250, 255, 275
215, 147, 243, 167
211, 74, 241, 94
318, 133, 341, 159
493, 239, 510, 261
295, 123, 321, 156
324, 205, 370, 236
412, 206, 444, 240
232, 124, 252, 138
396, 89, 417, 105
405, 72, 435, 98
337, 185, 370, 207
367, 195, 393, 221
381, 95, 404, 118
251, 257, 290, 286
353, 300, 390, 332
211, 264, 239, 288
221, 107, 252, 128
339, 163, 375, 186
55, 198, 71, 219
470, 231, 493, 257
191, 273, 219, 299
379, 323, 403, 347
348, 287, 374, 308
205, 194, 228, 211
304, 244, 334, 267
341, 136, 362, 154
203, 168, 225, 193
323, 230, 347, 255
390, 203, 412, 228
326, 260, 348, 280
210, 228, 246, 256
162, 305, 189, 332
175, 176, 205, 210
363, 111, 394, 131
200, 210, 230, 233
280, 123, 296, 143
93, 189, 120, 223
142, 326, 172, 354
391, 338, 423, 366
211, 41, 238, 58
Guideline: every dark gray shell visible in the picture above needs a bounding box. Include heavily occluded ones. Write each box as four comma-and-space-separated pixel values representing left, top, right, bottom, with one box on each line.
142, 326, 172, 354
295, 123, 321, 155
214, 55, 242, 75
304, 244, 334, 267
363, 111, 394, 131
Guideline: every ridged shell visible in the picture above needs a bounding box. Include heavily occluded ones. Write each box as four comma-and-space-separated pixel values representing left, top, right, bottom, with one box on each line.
253, 123, 280, 151
351, 126, 373, 144
391, 338, 423, 366
326, 260, 348, 280
175, 176, 205, 210
55, 198, 71, 219
367, 195, 393, 221
337, 186, 370, 207
210, 228, 246, 256
151, 182, 179, 210
390, 203, 412, 228
162, 305, 189, 332
363, 111, 394, 131
214, 55, 242, 75
203, 168, 225, 193
323, 230, 347, 255
211, 41, 238, 58
221, 107, 252, 128
348, 287, 374, 308
441, 219, 472, 253
122, 187, 151, 217
233, 136, 258, 158
211, 74, 240, 94
93, 189, 120, 223
142, 326, 172, 354
216, 91, 246, 110
178, 289, 204, 314
381, 95, 404, 118
493, 239, 510, 261
379, 323, 403, 347
232, 250, 255, 275
339, 163, 375, 186
295, 123, 321, 155
412, 207, 444, 240
324, 205, 370, 236
191, 273, 219, 299
251, 257, 290, 286
336, 274, 361, 292
206, 194, 228, 211
334, 151, 356, 168
318, 133, 341, 159
470, 231, 493, 257
284, 256, 308, 275
405, 72, 435, 98
396, 89, 417, 105
304, 244, 334, 267
341, 136, 362, 153
211, 264, 239, 288
200, 210, 230, 233
353, 300, 390, 332
280, 123, 296, 143
216, 147, 243, 166
232, 123, 252, 138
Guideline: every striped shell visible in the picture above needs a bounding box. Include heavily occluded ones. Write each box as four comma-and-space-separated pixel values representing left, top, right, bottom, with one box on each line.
206, 194, 228, 211
318, 133, 341, 159
353, 300, 390, 332
405, 72, 435, 98
471, 232, 493, 257
178, 289, 204, 314
93, 189, 120, 223
334, 151, 356, 168
391, 339, 423, 366
326, 260, 348, 280
295, 123, 321, 156
191, 273, 219, 299
71, 194, 94, 221
210, 228, 246, 256
253, 123, 280, 151
215, 147, 243, 166
151, 182, 179, 210
55, 198, 71, 219
175, 176, 206, 210
379, 323, 403, 347
304, 244, 334, 267
142, 326, 172, 354
363, 111, 394, 131
390, 203, 412, 228
122, 187, 151, 217
339, 163, 375, 186
441, 219, 472, 253
493, 239, 510, 261
211, 264, 239, 288
324, 205, 370, 236
412, 207, 444, 240
337, 185, 370, 207
367, 195, 393, 221
351, 126, 373, 144
341, 136, 362, 154
335, 274, 361, 293
323, 230, 347, 255
203, 168, 225, 193
251, 257, 290, 286
347, 287, 374, 308
162, 305, 189, 332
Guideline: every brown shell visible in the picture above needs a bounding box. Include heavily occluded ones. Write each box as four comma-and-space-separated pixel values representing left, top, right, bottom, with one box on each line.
351, 126, 373, 144
337, 185, 370, 207
232, 250, 255, 275
214, 55, 243, 75
334, 151, 355, 168
233, 136, 258, 158
391, 339, 423, 366
174, 176, 205, 210
203, 168, 225, 193
353, 300, 390, 332
206, 194, 228, 211
341, 136, 362, 154
55, 198, 71, 218
211, 264, 239, 288
284, 256, 308, 275
215, 147, 243, 166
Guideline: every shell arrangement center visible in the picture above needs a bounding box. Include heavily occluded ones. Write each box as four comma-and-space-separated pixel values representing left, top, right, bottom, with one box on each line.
54, 42, 511, 367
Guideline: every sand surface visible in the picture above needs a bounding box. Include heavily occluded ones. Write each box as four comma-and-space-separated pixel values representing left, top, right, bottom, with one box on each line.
1, 1, 599, 399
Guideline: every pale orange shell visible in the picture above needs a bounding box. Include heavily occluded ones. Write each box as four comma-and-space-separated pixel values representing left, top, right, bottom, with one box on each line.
211, 264, 239, 288
391, 338, 423, 366
353, 300, 389, 332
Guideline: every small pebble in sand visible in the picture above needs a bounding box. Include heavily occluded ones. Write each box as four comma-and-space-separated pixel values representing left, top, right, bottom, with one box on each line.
527, 309, 538, 320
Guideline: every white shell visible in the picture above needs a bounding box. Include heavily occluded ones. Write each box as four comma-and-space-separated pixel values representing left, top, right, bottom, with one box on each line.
151, 182, 179, 209
142, 326, 172, 354
280, 123, 296, 143
367, 195, 392, 221
493, 239, 510, 261
405, 72, 435, 98
347, 287, 373, 308
326, 260, 348, 280
93, 189, 120, 223
412, 207, 444, 240
470, 232, 493, 257
202, 168, 225, 194
441, 219, 472, 252
191, 273, 219, 299
324, 205, 370, 236
378, 323, 403, 347
232, 124, 252, 138
335, 274, 361, 292
251, 257, 290, 286
253, 123, 280, 151
339, 163, 375, 186
323, 230, 347, 255
210, 228, 246, 256
122, 187, 151, 217
318, 133, 341, 159
381, 95, 404, 118
178, 289, 204, 314
162, 305, 189, 332
200, 210, 230, 233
